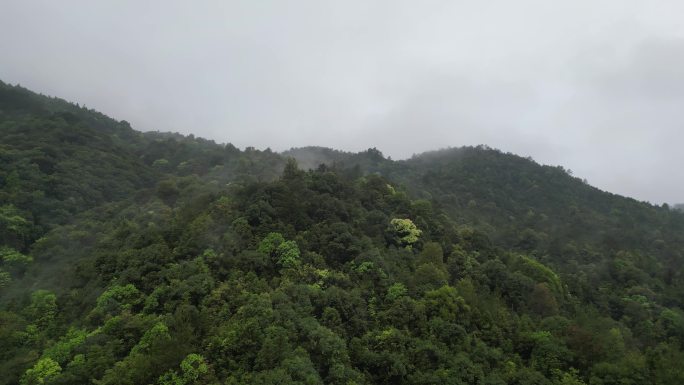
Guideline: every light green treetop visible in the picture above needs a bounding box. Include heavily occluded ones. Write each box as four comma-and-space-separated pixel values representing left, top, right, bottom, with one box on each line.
390, 218, 422, 248
21, 357, 61, 385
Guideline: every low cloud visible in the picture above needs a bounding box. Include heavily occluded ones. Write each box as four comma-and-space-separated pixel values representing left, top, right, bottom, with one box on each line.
1, 0, 683, 203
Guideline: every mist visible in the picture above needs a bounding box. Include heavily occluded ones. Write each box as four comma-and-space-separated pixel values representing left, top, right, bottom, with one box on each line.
1, 0, 683, 203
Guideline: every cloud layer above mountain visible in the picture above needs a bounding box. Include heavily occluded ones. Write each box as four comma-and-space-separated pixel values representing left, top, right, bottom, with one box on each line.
2, 0, 683, 203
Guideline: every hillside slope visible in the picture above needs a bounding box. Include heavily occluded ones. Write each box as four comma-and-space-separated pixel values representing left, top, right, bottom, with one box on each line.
0, 81, 156, 246
2, 83, 684, 384
0, 81, 287, 250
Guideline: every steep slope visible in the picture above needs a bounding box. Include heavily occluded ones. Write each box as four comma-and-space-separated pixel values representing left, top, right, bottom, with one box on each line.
0, 81, 158, 250
381, 147, 684, 304
0, 82, 288, 251
0, 82, 290, 297
289, 145, 684, 330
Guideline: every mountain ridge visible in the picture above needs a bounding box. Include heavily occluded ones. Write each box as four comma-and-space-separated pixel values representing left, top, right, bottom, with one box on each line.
2, 80, 684, 384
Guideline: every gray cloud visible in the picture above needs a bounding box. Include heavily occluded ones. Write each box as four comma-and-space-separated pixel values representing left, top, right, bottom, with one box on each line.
1, 0, 683, 203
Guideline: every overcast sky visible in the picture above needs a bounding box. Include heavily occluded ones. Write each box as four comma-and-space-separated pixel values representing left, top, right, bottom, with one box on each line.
1, 1, 683, 204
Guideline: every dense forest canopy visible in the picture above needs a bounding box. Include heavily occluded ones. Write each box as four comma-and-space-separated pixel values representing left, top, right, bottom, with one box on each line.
2, 80, 684, 384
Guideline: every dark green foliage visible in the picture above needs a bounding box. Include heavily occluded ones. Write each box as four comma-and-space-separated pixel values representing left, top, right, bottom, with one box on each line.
2, 82, 684, 384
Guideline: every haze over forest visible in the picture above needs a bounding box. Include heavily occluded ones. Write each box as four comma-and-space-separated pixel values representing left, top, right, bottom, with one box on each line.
3, 2, 684, 384
2, 0, 684, 203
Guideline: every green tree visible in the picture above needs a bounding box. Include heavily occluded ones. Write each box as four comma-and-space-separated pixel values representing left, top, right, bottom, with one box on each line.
417, 242, 444, 267
0, 269, 11, 288
91, 284, 141, 320
26, 290, 58, 331
387, 283, 408, 301
258, 232, 301, 269
21, 357, 61, 385
390, 218, 422, 248
0, 247, 33, 275
0, 204, 32, 248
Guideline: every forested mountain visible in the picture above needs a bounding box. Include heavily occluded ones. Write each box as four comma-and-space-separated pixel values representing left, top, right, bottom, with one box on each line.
2, 81, 684, 384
